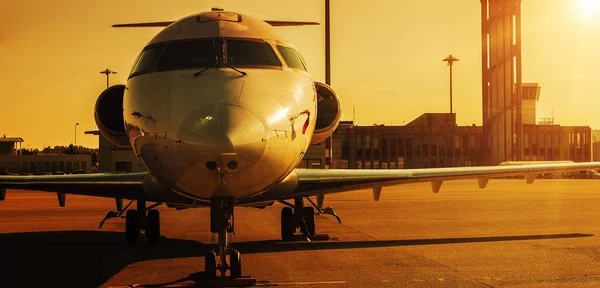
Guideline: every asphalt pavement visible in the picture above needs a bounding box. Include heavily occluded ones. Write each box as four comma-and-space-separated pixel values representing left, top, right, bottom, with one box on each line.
1, 179, 599, 287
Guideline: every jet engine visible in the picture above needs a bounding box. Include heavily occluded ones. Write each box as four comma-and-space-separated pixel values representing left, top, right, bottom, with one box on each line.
94, 85, 130, 148
310, 82, 342, 144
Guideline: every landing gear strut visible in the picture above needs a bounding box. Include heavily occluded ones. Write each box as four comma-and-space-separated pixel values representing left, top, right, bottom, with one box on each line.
124, 200, 162, 245
205, 197, 242, 278
280, 197, 316, 241
280, 196, 342, 241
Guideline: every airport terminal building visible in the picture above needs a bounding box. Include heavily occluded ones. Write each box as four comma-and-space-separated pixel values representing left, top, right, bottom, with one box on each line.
341, 117, 590, 170
0, 137, 92, 174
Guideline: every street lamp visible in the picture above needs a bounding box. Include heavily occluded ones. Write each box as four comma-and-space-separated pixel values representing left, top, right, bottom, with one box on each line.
442, 55, 459, 114
74, 123, 79, 146
100, 69, 118, 88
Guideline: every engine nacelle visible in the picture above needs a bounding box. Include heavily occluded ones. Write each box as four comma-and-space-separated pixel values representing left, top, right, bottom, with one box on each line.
310, 82, 342, 144
94, 85, 130, 148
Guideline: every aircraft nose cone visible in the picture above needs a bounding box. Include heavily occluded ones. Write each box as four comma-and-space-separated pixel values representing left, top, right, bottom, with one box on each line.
178, 103, 266, 173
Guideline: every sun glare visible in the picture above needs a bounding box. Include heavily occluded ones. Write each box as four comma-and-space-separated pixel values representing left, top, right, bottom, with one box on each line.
578, 0, 599, 18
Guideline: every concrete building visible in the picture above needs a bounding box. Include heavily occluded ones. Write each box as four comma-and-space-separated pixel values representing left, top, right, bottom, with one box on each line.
594, 142, 600, 162
522, 83, 541, 125
593, 130, 600, 161
85, 131, 146, 173
347, 114, 483, 169
481, 0, 524, 165
0, 137, 91, 174
0, 137, 23, 155
523, 124, 590, 162
315, 114, 591, 170
0, 154, 91, 174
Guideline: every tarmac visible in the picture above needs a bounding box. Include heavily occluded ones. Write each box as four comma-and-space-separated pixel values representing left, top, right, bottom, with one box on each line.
1, 179, 600, 287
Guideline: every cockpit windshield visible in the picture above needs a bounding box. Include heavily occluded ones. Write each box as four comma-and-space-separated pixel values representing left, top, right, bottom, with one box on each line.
129, 38, 283, 78
130, 45, 164, 76
276, 45, 306, 71
158, 39, 216, 70
225, 39, 281, 67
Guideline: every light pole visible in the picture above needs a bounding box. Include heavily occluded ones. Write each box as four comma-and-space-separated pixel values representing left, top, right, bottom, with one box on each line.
100, 69, 118, 88
324, 0, 333, 169
442, 55, 459, 114
74, 123, 79, 146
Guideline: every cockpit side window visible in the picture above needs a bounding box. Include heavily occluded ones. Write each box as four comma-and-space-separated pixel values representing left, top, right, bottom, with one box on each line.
130, 45, 164, 76
226, 39, 281, 67
276, 45, 306, 71
158, 39, 217, 70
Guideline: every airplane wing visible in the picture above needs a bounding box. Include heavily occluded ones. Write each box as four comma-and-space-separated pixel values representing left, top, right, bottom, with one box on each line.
2, 162, 599, 205
247, 162, 600, 203
0, 172, 193, 205
112, 20, 318, 28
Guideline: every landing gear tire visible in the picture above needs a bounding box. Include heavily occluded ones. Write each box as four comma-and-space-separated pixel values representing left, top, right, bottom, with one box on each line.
205, 250, 217, 279
146, 209, 160, 245
229, 250, 242, 278
281, 207, 295, 242
125, 209, 139, 244
302, 207, 316, 236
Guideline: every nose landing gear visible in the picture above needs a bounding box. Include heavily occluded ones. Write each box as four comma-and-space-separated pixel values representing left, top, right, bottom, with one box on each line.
205, 197, 248, 281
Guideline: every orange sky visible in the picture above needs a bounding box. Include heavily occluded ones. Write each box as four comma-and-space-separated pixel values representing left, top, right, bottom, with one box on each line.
1, 0, 600, 149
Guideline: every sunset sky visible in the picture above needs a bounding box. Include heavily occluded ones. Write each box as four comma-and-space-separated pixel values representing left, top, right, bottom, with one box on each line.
1, 0, 600, 149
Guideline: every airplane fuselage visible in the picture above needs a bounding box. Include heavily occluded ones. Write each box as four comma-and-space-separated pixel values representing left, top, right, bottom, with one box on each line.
122, 12, 317, 200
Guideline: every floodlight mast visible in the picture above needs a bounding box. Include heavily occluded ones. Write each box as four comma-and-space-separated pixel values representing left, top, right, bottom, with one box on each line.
443, 55, 459, 114
100, 69, 118, 88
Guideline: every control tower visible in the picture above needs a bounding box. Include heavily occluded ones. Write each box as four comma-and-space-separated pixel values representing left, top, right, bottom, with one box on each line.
480, 0, 523, 165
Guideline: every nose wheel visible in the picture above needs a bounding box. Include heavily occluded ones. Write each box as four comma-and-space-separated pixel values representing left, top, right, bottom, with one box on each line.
206, 197, 244, 279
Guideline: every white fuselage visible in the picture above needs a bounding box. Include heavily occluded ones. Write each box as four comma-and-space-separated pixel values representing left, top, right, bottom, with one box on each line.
122, 12, 316, 200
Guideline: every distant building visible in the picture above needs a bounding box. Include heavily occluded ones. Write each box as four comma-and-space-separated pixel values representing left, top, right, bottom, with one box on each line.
593, 130, 600, 161
594, 142, 600, 162
85, 130, 146, 173
0, 154, 91, 174
523, 124, 590, 162
592, 130, 600, 144
0, 136, 91, 174
328, 116, 590, 169
345, 113, 483, 169
0, 137, 23, 155
405, 113, 456, 127
522, 83, 541, 125
481, 0, 524, 165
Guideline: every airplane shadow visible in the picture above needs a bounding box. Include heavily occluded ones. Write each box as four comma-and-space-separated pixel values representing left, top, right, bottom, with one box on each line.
233, 233, 594, 254
0, 231, 592, 287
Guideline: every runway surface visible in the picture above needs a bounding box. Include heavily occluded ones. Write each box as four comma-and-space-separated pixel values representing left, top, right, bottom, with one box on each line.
1, 179, 600, 287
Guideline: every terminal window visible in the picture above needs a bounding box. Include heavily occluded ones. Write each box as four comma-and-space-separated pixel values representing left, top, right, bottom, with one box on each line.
115, 161, 132, 173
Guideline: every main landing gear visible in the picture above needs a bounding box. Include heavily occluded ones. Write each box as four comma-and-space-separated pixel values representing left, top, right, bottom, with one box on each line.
125, 200, 162, 245
279, 197, 342, 242
205, 197, 243, 279
99, 200, 163, 245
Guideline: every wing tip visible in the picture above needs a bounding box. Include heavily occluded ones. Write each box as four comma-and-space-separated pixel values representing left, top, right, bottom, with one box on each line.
112, 21, 174, 28
265, 20, 320, 26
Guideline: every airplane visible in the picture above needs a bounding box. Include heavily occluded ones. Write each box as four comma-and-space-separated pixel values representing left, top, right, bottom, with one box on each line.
1, 8, 600, 279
